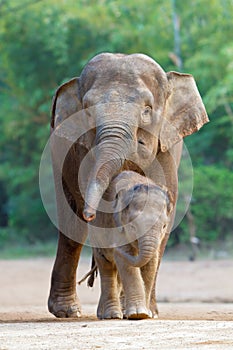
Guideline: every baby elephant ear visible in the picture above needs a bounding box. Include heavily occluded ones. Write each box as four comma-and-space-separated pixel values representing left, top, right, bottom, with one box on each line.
159, 71, 209, 152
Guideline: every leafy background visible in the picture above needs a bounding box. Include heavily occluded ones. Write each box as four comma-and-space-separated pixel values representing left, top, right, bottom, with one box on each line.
0, 0, 232, 257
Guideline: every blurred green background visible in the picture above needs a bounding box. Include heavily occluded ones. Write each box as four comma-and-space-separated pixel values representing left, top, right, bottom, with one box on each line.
0, 0, 232, 258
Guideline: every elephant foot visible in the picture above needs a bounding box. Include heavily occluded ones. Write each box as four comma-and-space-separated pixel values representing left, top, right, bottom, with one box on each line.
97, 300, 123, 319
97, 308, 123, 320
48, 282, 81, 318
126, 306, 152, 320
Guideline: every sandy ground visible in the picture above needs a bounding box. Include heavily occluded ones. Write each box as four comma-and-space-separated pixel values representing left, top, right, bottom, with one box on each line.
0, 256, 233, 349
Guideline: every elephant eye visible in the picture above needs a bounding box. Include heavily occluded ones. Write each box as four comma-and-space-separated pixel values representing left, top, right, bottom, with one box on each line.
141, 106, 152, 124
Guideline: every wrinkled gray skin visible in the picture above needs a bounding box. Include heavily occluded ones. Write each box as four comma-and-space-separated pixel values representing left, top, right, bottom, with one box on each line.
48, 53, 208, 318
93, 171, 173, 319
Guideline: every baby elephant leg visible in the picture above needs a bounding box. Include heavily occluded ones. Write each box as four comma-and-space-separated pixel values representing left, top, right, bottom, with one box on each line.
114, 250, 151, 320
140, 256, 159, 318
94, 249, 122, 319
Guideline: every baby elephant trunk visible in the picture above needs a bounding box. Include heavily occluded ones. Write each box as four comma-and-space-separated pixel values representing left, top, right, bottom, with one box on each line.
115, 231, 160, 268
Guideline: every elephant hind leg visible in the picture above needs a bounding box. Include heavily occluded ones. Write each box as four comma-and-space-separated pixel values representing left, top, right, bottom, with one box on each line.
94, 249, 123, 319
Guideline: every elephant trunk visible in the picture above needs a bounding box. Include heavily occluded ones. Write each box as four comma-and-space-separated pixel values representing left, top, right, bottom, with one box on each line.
115, 230, 160, 268
83, 121, 135, 222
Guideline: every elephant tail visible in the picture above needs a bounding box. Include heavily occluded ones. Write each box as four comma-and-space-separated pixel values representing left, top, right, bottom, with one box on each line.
78, 254, 98, 287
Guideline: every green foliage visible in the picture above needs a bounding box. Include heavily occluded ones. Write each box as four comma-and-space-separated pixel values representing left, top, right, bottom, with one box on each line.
192, 166, 233, 239
0, 0, 232, 249
173, 165, 233, 245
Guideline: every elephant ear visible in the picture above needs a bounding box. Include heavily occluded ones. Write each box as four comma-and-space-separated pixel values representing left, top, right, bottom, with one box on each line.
159, 71, 209, 152
51, 77, 82, 135
51, 77, 94, 148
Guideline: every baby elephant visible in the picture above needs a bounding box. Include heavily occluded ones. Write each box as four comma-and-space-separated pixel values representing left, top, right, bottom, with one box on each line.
93, 171, 173, 320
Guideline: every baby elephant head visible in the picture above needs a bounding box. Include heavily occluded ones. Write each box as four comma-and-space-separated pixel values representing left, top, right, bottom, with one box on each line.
112, 171, 173, 267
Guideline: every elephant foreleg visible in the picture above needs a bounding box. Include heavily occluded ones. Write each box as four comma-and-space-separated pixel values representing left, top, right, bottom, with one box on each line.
149, 230, 171, 317
48, 233, 83, 318
114, 246, 151, 320
140, 255, 159, 318
48, 143, 88, 318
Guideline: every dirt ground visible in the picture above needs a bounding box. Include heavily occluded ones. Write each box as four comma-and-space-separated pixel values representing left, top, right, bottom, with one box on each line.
0, 256, 233, 349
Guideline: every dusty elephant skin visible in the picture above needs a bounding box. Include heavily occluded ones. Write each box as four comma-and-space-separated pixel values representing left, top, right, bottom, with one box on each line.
93, 171, 173, 320
48, 53, 208, 318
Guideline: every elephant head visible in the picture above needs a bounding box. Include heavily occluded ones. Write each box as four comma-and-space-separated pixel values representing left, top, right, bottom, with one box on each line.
51, 53, 208, 222
112, 171, 173, 267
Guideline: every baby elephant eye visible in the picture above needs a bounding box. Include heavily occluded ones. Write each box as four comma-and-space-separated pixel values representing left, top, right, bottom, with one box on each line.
141, 106, 152, 124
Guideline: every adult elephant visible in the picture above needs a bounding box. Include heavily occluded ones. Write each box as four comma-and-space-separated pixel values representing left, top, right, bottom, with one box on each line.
48, 53, 208, 318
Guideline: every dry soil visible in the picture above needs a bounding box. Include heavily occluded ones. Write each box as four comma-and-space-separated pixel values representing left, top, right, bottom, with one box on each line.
0, 257, 233, 349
